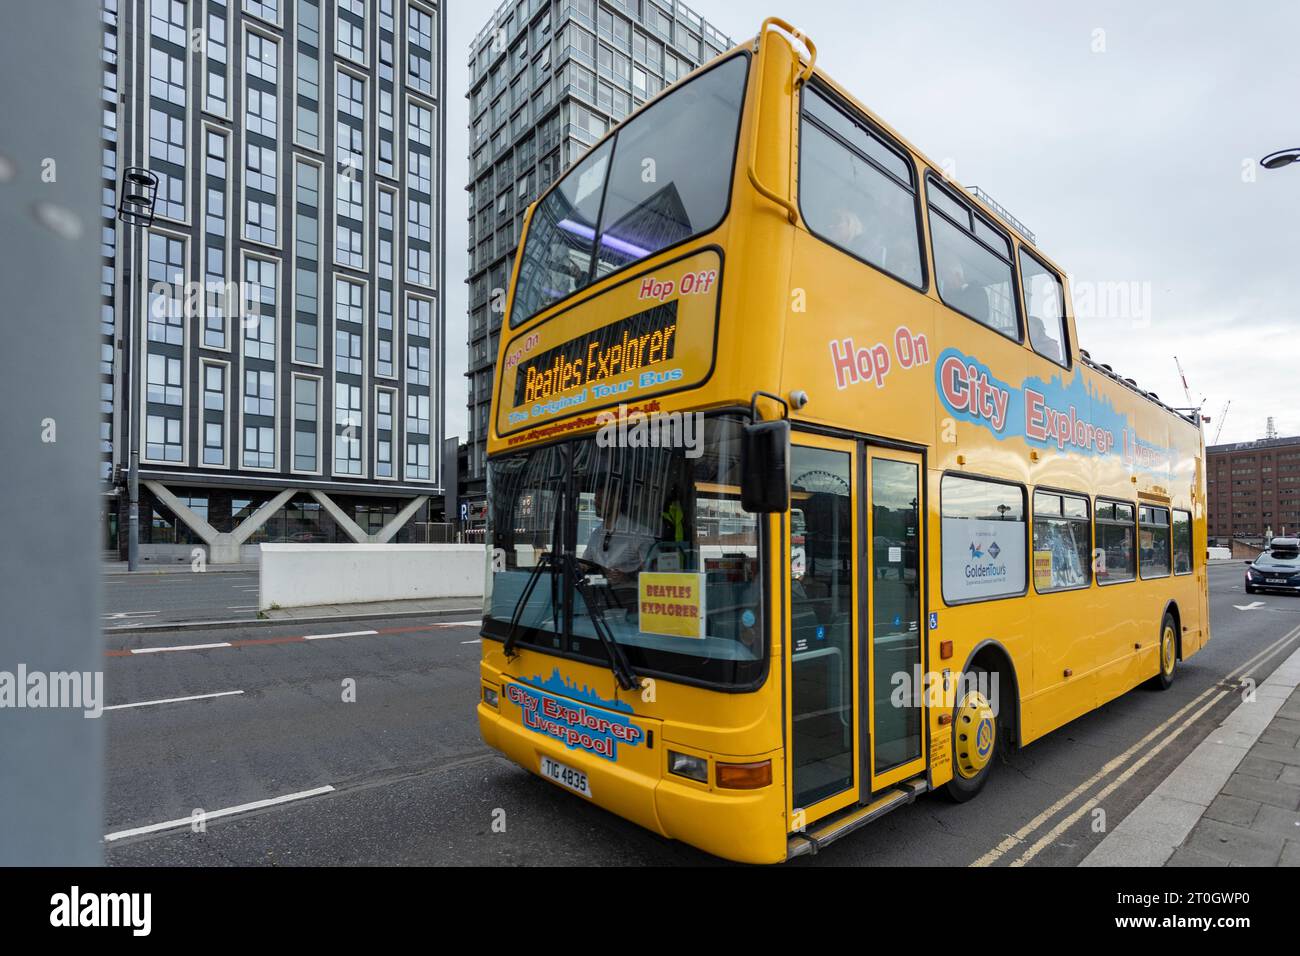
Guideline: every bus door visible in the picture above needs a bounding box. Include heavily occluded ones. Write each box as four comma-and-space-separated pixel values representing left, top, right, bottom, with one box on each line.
863, 448, 927, 791
788, 436, 860, 825
787, 439, 927, 829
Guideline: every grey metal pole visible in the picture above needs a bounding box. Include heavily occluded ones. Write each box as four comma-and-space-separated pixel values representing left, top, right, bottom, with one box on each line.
126, 215, 140, 571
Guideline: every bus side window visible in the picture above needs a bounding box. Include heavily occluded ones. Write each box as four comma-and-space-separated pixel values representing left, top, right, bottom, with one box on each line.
1019, 249, 1069, 367
799, 87, 925, 289
928, 177, 1020, 342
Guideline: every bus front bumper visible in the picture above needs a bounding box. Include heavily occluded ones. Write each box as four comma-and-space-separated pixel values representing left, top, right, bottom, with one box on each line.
478, 700, 789, 864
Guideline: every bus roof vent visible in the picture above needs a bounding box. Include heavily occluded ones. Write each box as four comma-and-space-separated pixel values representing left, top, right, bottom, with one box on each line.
966, 185, 1036, 245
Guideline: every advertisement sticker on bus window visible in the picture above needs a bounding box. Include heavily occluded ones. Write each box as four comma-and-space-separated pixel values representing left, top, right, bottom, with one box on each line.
638, 571, 707, 639
497, 249, 722, 438
1033, 550, 1054, 591
941, 517, 1027, 602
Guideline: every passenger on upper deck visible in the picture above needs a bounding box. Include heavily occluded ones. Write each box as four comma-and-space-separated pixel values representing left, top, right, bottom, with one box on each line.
938, 259, 990, 326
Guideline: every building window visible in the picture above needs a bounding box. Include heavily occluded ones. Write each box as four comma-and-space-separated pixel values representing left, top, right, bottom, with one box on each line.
244, 0, 279, 23
294, 376, 319, 471
335, 331, 362, 374
243, 369, 275, 416
407, 295, 430, 338
295, 160, 321, 363
246, 87, 277, 138
146, 353, 183, 405
243, 258, 277, 358
334, 383, 362, 475
336, 222, 363, 268
406, 439, 429, 480
146, 233, 184, 345
204, 363, 225, 410
244, 424, 275, 469
408, 4, 434, 94
337, 5, 366, 63
149, 47, 185, 106
406, 393, 429, 436
146, 414, 182, 462
407, 344, 429, 386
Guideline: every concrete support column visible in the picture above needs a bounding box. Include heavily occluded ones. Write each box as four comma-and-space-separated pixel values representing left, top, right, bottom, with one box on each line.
309, 489, 369, 543
374, 495, 430, 543
145, 482, 296, 564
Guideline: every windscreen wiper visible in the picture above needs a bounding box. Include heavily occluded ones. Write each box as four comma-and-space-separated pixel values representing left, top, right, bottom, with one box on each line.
568, 554, 641, 692
502, 551, 555, 660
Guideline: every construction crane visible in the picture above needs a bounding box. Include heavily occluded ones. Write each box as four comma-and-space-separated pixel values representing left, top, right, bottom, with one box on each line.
1211, 400, 1231, 444
1173, 355, 1205, 413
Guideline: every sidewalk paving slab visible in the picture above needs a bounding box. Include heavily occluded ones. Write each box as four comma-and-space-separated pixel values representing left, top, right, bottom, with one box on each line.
1081, 644, 1300, 867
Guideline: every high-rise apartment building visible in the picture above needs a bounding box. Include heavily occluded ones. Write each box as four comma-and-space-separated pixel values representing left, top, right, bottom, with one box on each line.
463, 0, 731, 519
99, 0, 446, 562
1207, 435, 1300, 545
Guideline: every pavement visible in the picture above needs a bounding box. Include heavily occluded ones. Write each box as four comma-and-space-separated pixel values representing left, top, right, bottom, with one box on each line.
99, 560, 1300, 866
1082, 639, 1300, 867
101, 561, 480, 631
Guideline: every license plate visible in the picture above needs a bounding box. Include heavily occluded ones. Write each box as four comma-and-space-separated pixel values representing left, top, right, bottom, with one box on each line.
540, 755, 591, 798
1267, 578, 1288, 585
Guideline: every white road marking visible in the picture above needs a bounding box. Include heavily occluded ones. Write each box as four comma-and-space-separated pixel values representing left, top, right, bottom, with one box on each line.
104, 690, 244, 711
103, 786, 336, 842
226, 605, 258, 610
130, 642, 233, 654
461, 639, 482, 645
102, 611, 161, 620
1234, 601, 1266, 611
303, 629, 378, 641
436, 620, 485, 627
971, 622, 1300, 867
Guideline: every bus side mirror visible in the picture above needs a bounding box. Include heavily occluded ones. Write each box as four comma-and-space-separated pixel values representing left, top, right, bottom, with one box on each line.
741, 419, 790, 513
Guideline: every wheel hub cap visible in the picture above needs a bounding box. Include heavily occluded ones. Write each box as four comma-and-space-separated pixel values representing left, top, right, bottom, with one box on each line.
954, 690, 996, 779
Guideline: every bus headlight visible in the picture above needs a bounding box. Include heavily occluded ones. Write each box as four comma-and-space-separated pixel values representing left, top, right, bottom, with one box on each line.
668, 751, 708, 782
482, 686, 499, 708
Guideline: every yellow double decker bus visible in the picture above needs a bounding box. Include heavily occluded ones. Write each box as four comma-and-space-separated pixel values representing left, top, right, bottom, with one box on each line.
476, 18, 1209, 864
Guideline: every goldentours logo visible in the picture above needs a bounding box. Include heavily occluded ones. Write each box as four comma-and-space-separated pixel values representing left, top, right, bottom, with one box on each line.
50, 887, 151, 936
0, 665, 103, 718
595, 404, 704, 459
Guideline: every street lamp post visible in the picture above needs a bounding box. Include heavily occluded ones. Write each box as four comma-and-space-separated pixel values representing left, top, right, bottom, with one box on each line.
117, 167, 159, 572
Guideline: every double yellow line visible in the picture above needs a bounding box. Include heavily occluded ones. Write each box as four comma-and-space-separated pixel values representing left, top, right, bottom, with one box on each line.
970, 622, 1300, 867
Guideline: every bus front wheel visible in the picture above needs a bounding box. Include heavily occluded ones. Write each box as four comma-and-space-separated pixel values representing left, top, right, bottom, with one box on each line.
1150, 613, 1178, 690
945, 666, 998, 803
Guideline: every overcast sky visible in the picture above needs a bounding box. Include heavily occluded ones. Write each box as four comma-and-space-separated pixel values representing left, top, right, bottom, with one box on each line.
442, 0, 1300, 446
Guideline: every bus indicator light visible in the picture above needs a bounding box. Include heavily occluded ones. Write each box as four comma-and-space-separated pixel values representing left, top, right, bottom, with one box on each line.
716, 760, 773, 790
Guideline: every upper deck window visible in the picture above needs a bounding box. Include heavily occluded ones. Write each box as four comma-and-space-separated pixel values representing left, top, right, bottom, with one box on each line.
799, 86, 924, 288
510, 54, 748, 327
1019, 248, 1068, 367
928, 177, 1020, 341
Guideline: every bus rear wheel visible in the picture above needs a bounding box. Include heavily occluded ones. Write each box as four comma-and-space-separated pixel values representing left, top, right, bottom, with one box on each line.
944, 667, 998, 803
1150, 613, 1178, 690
